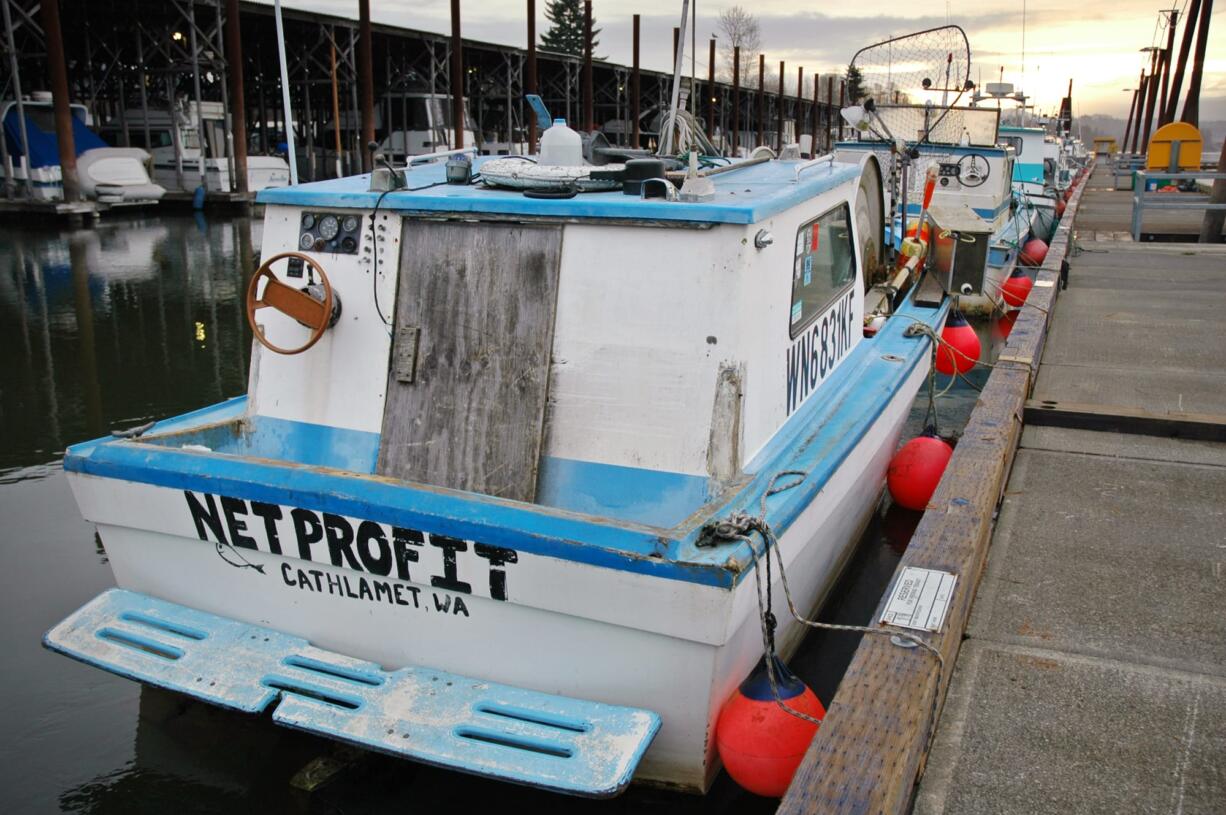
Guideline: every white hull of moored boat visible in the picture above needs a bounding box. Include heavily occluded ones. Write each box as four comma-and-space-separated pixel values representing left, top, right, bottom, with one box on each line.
65, 354, 926, 791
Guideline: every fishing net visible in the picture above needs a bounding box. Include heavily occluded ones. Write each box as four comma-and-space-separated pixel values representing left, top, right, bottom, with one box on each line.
866, 105, 1000, 146
849, 26, 971, 107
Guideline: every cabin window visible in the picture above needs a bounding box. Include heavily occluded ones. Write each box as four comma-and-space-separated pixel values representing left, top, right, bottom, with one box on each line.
1001, 136, 1023, 156
789, 203, 856, 338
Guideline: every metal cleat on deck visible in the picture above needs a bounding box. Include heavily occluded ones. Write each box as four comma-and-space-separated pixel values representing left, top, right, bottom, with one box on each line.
43, 589, 660, 797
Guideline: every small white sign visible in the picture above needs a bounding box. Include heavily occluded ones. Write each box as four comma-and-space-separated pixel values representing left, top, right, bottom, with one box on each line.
881, 567, 958, 632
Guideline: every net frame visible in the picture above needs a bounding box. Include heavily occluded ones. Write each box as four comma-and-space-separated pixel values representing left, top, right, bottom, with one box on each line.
849, 26, 972, 106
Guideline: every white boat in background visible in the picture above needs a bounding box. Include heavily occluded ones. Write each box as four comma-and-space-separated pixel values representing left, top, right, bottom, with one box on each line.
1, 95, 164, 205
100, 100, 290, 194
836, 104, 1030, 313
999, 124, 1059, 242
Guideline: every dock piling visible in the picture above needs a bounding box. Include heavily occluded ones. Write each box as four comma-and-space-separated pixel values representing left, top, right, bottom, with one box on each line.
450, 0, 464, 149
41, 0, 81, 202
358, 0, 375, 171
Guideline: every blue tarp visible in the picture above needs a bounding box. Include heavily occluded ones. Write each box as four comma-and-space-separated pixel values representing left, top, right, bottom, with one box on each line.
3, 107, 108, 168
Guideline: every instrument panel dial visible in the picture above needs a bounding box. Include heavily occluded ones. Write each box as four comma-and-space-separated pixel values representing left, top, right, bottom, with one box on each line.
318, 215, 340, 240
296, 211, 362, 255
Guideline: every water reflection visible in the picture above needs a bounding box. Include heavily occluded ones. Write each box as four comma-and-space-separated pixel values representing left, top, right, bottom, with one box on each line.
0, 216, 259, 475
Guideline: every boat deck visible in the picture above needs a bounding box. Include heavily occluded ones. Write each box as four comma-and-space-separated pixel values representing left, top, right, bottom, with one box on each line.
779, 163, 1226, 813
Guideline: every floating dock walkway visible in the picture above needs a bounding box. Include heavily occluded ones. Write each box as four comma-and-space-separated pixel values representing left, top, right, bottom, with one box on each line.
780, 163, 1226, 814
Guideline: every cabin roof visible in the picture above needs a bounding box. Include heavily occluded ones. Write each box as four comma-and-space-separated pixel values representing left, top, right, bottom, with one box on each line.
256, 155, 861, 225
835, 140, 1008, 157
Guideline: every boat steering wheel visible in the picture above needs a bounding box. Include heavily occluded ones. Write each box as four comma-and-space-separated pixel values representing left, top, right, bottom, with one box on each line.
245, 251, 335, 355
956, 153, 990, 188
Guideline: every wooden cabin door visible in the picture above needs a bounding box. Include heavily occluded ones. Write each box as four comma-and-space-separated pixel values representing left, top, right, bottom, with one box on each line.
376, 221, 563, 503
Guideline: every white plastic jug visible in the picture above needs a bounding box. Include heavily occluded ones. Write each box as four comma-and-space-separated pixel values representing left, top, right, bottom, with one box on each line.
539, 118, 584, 167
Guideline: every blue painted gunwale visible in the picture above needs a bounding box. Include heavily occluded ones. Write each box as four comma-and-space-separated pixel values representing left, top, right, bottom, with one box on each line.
255, 156, 862, 226
65, 295, 945, 589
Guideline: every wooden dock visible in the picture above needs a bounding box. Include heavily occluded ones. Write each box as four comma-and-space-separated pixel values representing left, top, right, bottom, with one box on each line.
779, 163, 1226, 814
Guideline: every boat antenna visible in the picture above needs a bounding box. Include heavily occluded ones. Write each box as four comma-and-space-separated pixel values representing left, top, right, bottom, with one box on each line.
274, 0, 298, 184
659, 0, 691, 156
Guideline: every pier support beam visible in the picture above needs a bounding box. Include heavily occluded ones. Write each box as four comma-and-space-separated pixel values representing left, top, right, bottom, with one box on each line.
777, 61, 784, 152
756, 54, 764, 148
450, 0, 464, 149
526, 0, 537, 152
731, 46, 739, 155
1180, 0, 1214, 126
582, 0, 592, 131
358, 0, 375, 171
41, 0, 81, 202
1164, 0, 1200, 124
631, 15, 640, 148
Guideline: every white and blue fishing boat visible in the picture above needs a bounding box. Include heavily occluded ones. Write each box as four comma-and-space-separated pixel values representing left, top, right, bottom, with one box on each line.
45, 141, 958, 794
42, 18, 978, 797
835, 103, 1031, 313
999, 124, 1060, 243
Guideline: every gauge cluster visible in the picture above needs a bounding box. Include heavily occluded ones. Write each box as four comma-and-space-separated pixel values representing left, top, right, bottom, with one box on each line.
298, 212, 362, 255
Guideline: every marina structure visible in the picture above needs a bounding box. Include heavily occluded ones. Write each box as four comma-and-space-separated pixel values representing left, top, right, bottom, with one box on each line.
1, 0, 848, 216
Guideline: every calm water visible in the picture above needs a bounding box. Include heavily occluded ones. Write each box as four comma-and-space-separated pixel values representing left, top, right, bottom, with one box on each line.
0, 214, 995, 813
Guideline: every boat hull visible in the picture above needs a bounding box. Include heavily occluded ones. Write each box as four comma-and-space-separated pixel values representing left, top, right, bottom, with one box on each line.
64, 356, 928, 792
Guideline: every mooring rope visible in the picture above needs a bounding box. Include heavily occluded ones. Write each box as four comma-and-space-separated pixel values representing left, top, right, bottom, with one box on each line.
699, 472, 946, 731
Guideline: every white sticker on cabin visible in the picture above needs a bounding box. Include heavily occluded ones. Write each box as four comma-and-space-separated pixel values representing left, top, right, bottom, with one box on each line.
880, 567, 957, 632
791, 301, 803, 324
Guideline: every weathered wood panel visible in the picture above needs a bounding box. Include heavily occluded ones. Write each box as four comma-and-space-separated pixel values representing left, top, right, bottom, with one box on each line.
777, 165, 1091, 815
377, 221, 563, 502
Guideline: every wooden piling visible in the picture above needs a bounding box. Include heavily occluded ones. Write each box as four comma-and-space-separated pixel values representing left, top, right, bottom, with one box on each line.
756, 54, 764, 148
526, 0, 537, 152
732, 46, 740, 155
1123, 86, 1139, 153
778, 165, 1093, 815
631, 15, 640, 148
358, 0, 375, 170
1181, 0, 1214, 125
1130, 73, 1148, 152
838, 80, 845, 141
811, 75, 819, 158
40, 0, 80, 202
583, 0, 593, 131
1165, 0, 1201, 124
826, 75, 835, 150
797, 65, 803, 149
1141, 49, 1161, 148
777, 61, 784, 152
225, 0, 249, 194
450, 0, 464, 149
1157, 9, 1178, 127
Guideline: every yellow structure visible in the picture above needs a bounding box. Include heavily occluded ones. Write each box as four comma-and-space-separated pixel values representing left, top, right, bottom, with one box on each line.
1146, 122, 1202, 171
1093, 136, 1118, 155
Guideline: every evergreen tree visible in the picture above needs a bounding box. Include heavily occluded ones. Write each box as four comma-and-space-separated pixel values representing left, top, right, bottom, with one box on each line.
846, 65, 866, 103
540, 0, 599, 57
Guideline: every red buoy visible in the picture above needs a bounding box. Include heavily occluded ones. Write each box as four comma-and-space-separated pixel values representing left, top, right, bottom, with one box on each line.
936, 309, 980, 376
1000, 267, 1034, 307
887, 433, 954, 511
1055, 198, 1067, 218
992, 308, 1020, 341
1019, 237, 1048, 267
716, 656, 826, 797
1063, 187, 1073, 202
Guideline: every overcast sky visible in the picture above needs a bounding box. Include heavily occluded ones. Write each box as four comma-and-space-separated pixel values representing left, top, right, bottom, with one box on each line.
265, 0, 1224, 119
